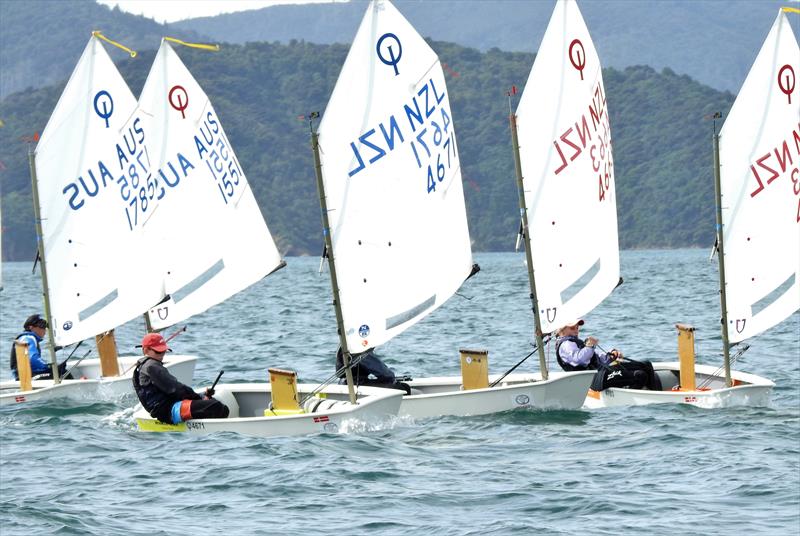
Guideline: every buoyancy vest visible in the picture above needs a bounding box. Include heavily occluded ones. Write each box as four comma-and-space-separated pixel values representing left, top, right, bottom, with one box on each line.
132, 358, 173, 423
9, 332, 42, 372
555, 335, 601, 372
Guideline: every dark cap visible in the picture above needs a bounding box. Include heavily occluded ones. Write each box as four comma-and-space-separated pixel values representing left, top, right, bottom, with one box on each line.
24, 314, 48, 331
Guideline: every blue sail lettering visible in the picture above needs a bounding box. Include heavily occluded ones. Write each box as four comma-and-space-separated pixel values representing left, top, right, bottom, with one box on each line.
206, 112, 219, 134
380, 115, 404, 150
418, 84, 435, 118
63, 183, 83, 210
348, 142, 366, 177
430, 78, 445, 105
116, 144, 129, 169
79, 170, 99, 197
199, 123, 214, 146
122, 128, 137, 155
160, 162, 181, 187
178, 153, 194, 176
195, 135, 209, 160
98, 160, 114, 187
360, 129, 386, 165
404, 97, 423, 133
133, 117, 144, 143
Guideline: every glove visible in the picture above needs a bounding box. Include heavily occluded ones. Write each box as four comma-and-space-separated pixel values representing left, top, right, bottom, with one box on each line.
205, 387, 215, 398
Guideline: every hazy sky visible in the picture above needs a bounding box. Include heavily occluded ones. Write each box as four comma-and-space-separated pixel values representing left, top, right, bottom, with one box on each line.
97, 0, 348, 23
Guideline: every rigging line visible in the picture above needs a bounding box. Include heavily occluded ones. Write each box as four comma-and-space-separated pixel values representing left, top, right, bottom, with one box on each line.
299, 352, 368, 406
490, 335, 551, 388
92, 31, 137, 57
62, 331, 109, 378
164, 36, 220, 52
697, 344, 750, 389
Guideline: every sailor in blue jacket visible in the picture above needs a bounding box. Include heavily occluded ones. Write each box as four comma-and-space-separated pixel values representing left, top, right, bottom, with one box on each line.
9, 314, 67, 380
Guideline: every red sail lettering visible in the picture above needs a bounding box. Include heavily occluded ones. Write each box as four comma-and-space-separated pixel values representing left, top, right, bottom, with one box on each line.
553, 140, 568, 175
560, 127, 582, 162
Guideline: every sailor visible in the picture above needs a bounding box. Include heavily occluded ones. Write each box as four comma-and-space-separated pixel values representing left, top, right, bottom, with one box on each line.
335, 346, 411, 394
9, 314, 69, 380
554, 319, 661, 391
133, 333, 228, 424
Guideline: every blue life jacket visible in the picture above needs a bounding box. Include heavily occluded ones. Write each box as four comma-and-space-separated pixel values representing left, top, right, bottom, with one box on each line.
9, 331, 48, 378
555, 335, 602, 372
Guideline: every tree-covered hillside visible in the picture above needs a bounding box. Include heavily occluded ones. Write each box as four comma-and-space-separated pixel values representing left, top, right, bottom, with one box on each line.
0, 39, 733, 261
0, 0, 206, 97
177, 0, 787, 92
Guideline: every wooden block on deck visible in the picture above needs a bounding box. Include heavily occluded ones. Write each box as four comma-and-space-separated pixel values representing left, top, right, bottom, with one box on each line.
460, 349, 489, 390
15, 342, 32, 392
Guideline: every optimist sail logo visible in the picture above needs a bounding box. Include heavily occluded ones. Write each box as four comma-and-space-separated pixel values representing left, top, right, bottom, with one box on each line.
93, 90, 114, 128
376, 33, 402, 76
568, 39, 586, 80
778, 64, 795, 104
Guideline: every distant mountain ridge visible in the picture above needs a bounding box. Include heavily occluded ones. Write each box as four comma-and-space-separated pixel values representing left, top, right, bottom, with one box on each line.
0, 0, 208, 97
175, 0, 789, 92
0, 38, 734, 261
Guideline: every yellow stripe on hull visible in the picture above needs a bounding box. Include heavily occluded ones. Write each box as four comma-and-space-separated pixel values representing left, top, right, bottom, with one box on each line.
136, 418, 187, 432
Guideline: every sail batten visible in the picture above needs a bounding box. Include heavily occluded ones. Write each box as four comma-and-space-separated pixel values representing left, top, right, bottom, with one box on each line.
515, 0, 619, 333
719, 10, 800, 343
318, 0, 473, 351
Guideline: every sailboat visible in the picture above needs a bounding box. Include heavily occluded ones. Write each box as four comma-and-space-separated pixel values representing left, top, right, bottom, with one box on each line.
133, 39, 403, 437
0, 35, 196, 406
302, 0, 591, 420
500, 0, 617, 413
585, 8, 797, 408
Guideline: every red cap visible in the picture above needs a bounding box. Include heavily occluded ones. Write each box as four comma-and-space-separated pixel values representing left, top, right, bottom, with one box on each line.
142, 333, 169, 352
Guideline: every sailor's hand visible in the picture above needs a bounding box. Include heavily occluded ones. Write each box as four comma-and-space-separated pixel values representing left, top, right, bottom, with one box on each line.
609, 349, 623, 359
585, 337, 598, 347
204, 387, 215, 399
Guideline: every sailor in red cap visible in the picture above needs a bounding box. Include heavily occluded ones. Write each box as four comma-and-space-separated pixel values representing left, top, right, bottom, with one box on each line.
132, 333, 228, 424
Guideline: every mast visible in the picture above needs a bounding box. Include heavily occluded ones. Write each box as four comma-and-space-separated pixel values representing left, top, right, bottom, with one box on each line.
712, 124, 732, 387
508, 94, 548, 380
310, 117, 357, 404
28, 148, 60, 383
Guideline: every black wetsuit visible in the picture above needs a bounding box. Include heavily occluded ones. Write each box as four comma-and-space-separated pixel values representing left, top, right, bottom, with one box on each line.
133, 357, 228, 423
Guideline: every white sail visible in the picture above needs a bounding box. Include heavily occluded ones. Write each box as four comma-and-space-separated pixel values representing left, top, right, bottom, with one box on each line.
138, 40, 283, 330
515, 0, 619, 333
34, 36, 162, 346
318, 0, 473, 352
719, 11, 800, 343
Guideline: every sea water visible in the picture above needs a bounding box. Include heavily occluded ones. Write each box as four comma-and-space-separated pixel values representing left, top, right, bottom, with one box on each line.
1, 250, 798, 535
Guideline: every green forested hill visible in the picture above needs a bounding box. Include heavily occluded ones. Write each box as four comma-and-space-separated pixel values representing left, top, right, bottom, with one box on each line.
0, 39, 733, 261
177, 0, 786, 92
0, 0, 206, 97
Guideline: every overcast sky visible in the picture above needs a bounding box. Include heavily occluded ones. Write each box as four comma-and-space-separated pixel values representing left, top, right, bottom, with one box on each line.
97, 0, 348, 23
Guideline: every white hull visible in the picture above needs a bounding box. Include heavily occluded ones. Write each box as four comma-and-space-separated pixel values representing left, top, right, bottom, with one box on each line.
0, 355, 197, 407
583, 362, 774, 409
134, 383, 403, 438
400, 371, 595, 419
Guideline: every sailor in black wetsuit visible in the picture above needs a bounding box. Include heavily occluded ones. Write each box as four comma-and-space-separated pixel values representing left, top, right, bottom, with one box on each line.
555, 319, 661, 391
335, 346, 410, 394
133, 333, 228, 424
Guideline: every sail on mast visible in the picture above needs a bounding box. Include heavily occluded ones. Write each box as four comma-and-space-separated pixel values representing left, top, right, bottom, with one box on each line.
34, 36, 162, 347
317, 0, 474, 353
515, 0, 619, 334
718, 10, 800, 344
138, 40, 284, 330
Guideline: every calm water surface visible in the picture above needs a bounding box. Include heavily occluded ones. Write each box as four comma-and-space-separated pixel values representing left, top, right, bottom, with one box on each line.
1, 250, 798, 535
